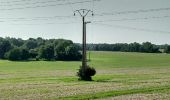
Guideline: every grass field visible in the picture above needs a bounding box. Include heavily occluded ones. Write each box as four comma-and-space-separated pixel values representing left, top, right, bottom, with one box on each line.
0, 51, 170, 100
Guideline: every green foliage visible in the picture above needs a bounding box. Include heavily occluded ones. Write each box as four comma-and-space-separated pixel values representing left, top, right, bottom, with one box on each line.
0, 39, 12, 59
29, 49, 38, 58
38, 45, 54, 60
7, 48, 21, 61
24, 39, 38, 49
20, 48, 30, 60
54, 40, 81, 61
6, 37, 24, 47
140, 42, 159, 53
77, 66, 96, 81
0, 37, 82, 61
65, 44, 82, 60
164, 45, 170, 53
86, 42, 160, 53
6, 48, 30, 61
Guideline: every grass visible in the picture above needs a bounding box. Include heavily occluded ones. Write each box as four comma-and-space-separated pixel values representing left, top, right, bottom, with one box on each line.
0, 51, 170, 100
60, 85, 170, 100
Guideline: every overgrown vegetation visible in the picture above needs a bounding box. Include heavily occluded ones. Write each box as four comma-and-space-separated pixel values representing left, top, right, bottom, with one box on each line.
77, 66, 96, 81
0, 37, 81, 61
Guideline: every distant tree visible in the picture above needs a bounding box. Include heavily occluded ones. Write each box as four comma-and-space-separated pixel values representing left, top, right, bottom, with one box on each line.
140, 42, 153, 53
165, 45, 170, 53
6, 37, 24, 47
140, 42, 159, 53
0, 39, 12, 59
54, 39, 72, 60
112, 43, 122, 51
65, 44, 82, 60
128, 42, 141, 52
24, 39, 38, 49
20, 48, 30, 60
36, 37, 45, 46
29, 49, 38, 58
54, 39, 82, 60
6, 48, 30, 61
120, 43, 129, 52
38, 45, 54, 60
7, 48, 21, 61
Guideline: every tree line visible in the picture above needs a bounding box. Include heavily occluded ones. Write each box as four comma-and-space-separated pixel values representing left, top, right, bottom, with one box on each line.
78, 42, 170, 53
1, 37, 170, 61
0, 37, 81, 61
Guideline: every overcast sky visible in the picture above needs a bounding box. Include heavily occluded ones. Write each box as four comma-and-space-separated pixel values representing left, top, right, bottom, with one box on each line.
0, 0, 170, 44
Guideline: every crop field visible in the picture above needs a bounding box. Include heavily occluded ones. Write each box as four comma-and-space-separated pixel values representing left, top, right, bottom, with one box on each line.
0, 51, 170, 100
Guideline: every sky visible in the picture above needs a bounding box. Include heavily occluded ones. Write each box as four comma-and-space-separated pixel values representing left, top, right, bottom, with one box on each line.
0, 0, 170, 45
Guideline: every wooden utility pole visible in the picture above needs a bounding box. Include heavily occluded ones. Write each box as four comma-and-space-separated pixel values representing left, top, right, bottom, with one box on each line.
74, 9, 93, 69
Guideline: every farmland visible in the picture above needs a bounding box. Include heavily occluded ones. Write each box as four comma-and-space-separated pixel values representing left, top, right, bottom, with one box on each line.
0, 51, 170, 100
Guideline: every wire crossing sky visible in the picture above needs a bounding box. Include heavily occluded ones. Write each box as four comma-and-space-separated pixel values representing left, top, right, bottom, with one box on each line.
0, 0, 170, 45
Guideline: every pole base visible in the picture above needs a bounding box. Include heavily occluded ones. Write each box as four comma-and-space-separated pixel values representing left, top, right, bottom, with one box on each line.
77, 66, 96, 81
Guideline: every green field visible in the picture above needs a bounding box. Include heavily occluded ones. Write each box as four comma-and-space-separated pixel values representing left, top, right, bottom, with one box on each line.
0, 51, 170, 100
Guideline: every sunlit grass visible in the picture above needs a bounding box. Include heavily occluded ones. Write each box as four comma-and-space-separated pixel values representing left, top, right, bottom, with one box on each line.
0, 51, 170, 99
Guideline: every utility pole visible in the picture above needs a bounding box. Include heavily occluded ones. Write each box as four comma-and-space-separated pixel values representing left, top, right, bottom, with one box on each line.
74, 9, 93, 69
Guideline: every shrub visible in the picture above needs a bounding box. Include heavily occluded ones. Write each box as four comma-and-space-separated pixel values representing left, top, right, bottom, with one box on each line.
6, 48, 30, 61
77, 66, 96, 81
7, 48, 21, 61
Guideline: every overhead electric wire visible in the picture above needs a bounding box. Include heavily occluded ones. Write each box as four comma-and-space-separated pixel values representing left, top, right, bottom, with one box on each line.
93, 23, 170, 34
0, 0, 100, 11
0, 0, 69, 4
93, 15, 170, 22
0, 15, 74, 20
10, 21, 79, 26
0, 0, 67, 7
0, 0, 33, 4
0, 15, 77, 22
0, 14, 170, 23
95, 7, 170, 16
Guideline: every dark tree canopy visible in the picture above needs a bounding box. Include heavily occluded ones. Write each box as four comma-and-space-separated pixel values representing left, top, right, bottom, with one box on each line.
6, 48, 30, 61
164, 45, 170, 53
84, 42, 161, 53
39, 45, 54, 60
0, 37, 169, 61
0, 39, 12, 59
0, 37, 82, 61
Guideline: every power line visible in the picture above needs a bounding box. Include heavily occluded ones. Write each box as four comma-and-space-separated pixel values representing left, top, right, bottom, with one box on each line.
0, 0, 66, 7
93, 15, 170, 22
0, 0, 100, 11
0, 15, 74, 20
95, 7, 170, 16
93, 23, 170, 34
0, 15, 170, 23
8, 21, 79, 26
0, 0, 64, 4
0, 15, 77, 22
0, 0, 33, 3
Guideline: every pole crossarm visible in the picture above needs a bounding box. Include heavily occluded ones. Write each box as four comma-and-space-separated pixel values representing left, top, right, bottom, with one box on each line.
74, 9, 94, 17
